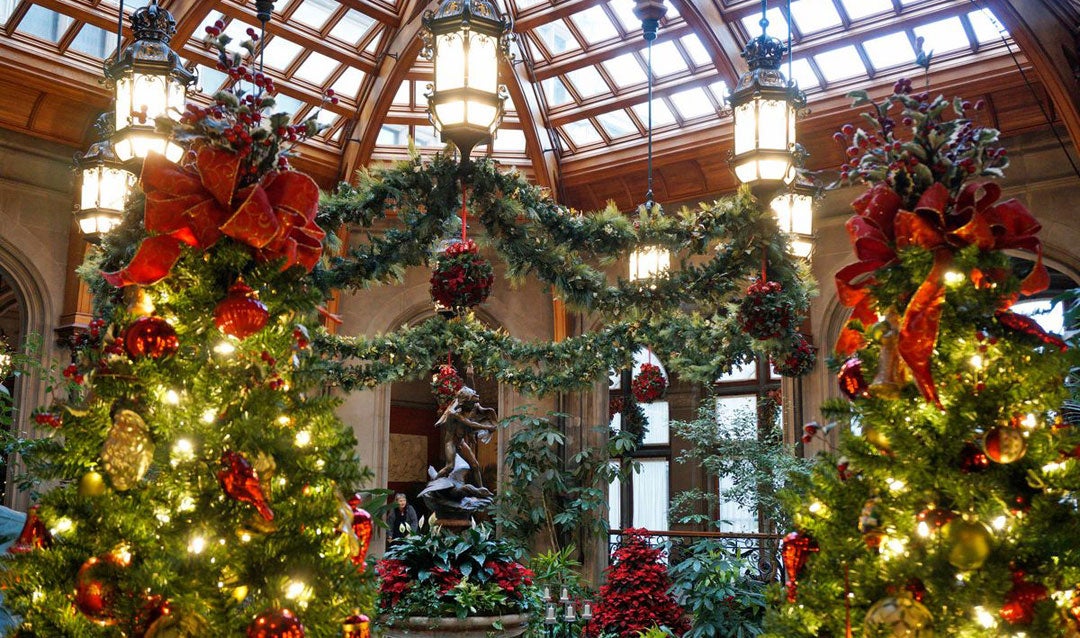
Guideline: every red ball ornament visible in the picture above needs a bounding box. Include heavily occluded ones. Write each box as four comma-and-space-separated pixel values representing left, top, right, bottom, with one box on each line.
916, 506, 955, 534
1001, 571, 1048, 625
983, 425, 1027, 463
74, 550, 131, 625
123, 316, 179, 359
214, 281, 269, 340
343, 610, 371, 638
838, 357, 869, 400
781, 530, 818, 603
347, 493, 373, 570
7, 505, 51, 554
247, 608, 305, 638
218, 450, 274, 521
959, 442, 990, 473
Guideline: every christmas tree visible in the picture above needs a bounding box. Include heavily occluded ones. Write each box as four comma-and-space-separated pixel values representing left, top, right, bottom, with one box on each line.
766, 79, 1080, 636
0, 29, 377, 637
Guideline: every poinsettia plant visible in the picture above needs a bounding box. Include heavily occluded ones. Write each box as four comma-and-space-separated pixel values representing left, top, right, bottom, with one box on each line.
375, 525, 538, 624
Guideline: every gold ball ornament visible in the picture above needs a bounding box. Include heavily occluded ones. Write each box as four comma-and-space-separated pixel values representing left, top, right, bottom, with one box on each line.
101, 409, 155, 491
944, 518, 992, 571
78, 471, 107, 497
864, 595, 934, 636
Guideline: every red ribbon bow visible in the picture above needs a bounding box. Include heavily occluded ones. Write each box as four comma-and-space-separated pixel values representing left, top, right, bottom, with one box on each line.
102, 148, 325, 287
836, 181, 1047, 408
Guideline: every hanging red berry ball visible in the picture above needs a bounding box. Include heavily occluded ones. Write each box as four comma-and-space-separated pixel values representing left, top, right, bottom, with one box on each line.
431, 364, 464, 411
215, 281, 269, 340
772, 333, 816, 377
247, 608, 306, 638
632, 362, 667, 403
737, 278, 795, 340
123, 316, 179, 359
1000, 570, 1048, 625
430, 239, 494, 311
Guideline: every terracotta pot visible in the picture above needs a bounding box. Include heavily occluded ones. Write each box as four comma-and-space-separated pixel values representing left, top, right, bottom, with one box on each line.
381, 613, 530, 638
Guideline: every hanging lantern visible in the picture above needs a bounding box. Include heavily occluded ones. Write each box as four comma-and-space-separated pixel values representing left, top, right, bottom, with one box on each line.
729, 4, 803, 191
422, 0, 511, 163
105, 1, 195, 165
770, 177, 815, 258
74, 124, 132, 244
628, 246, 670, 281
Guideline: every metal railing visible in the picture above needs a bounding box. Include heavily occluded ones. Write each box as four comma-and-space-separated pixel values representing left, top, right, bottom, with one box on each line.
608, 529, 785, 583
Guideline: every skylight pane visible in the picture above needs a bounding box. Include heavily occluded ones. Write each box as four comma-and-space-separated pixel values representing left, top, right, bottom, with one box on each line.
314, 107, 338, 128
392, 81, 410, 105
610, 0, 642, 34
603, 53, 647, 88
570, 6, 618, 44
515, 0, 546, 9
290, 0, 336, 29
196, 65, 229, 94
364, 31, 382, 53
294, 51, 337, 84
415, 81, 430, 106
222, 19, 257, 54
814, 45, 865, 82
740, 8, 788, 42
862, 32, 915, 70
535, 20, 579, 56
789, 0, 842, 34
542, 77, 573, 107
262, 37, 303, 70
566, 67, 609, 99
597, 110, 638, 138
18, 5, 74, 43
631, 99, 676, 126
680, 35, 711, 67
329, 9, 376, 45
69, 24, 113, 58
968, 9, 1006, 43
331, 67, 365, 99
377, 124, 408, 145
788, 58, 819, 90
562, 120, 603, 146
913, 17, 969, 55
669, 87, 714, 119
273, 94, 304, 117
646, 41, 687, 77
708, 81, 729, 104
493, 128, 527, 152
1, 0, 17, 26
415, 125, 440, 147
839, 0, 892, 20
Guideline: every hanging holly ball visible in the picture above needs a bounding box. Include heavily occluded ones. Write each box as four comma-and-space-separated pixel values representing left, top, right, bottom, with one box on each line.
959, 442, 990, 473
773, 333, 816, 377
632, 362, 667, 403
737, 278, 794, 340
429, 239, 494, 311
247, 608, 305, 638
75, 550, 131, 625
431, 363, 464, 411
79, 470, 107, 497
838, 357, 869, 399
101, 409, 155, 491
347, 493, 373, 570
781, 530, 818, 603
342, 610, 371, 638
1001, 570, 1048, 625
944, 518, 992, 571
123, 316, 178, 359
218, 450, 274, 521
7, 505, 50, 554
864, 595, 934, 636
859, 498, 886, 549
214, 281, 269, 340
982, 425, 1027, 463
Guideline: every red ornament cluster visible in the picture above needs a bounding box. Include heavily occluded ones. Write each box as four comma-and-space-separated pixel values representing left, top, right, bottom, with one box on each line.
429, 239, 494, 311
347, 493, 373, 570
737, 279, 794, 340
218, 450, 274, 521
631, 362, 667, 403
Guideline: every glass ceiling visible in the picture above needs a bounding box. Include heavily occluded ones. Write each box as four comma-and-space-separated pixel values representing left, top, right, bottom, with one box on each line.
0, 0, 1015, 175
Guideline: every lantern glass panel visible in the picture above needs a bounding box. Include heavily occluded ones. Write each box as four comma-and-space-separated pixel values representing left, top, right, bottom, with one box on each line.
733, 102, 756, 155
758, 99, 791, 150
434, 100, 465, 128
435, 33, 466, 92
78, 212, 122, 237
758, 157, 790, 181
467, 102, 497, 130
467, 33, 498, 93
790, 238, 813, 258
629, 247, 670, 281
81, 165, 130, 213
790, 194, 813, 235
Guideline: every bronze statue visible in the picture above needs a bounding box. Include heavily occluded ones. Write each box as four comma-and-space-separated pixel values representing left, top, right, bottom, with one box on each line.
434, 386, 497, 490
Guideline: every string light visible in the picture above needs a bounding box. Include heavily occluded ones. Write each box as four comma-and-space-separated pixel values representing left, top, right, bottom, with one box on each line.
50, 517, 74, 536
188, 535, 207, 554
969, 354, 985, 369
214, 341, 237, 355
163, 389, 180, 405
171, 438, 196, 465
943, 271, 965, 285
992, 515, 1009, 531
294, 430, 312, 447
974, 606, 997, 628
202, 409, 217, 424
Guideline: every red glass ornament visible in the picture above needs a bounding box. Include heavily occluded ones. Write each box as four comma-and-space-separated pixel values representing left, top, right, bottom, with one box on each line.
343, 610, 371, 638
904, 578, 927, 603
916, 506, 955, 534
247, 608, 305, 638
1001, 571, 1048, 625
8, 505, 51, 554
214, 281, 269, 340
837, 357, 869, 400
348, 493, 373, 569
123, 316, 179, 359
781, 530, 818, 603
218, 450, 274, 521
959, 442, 990, 473
134, 595, 172, 636
74, 551, 130, 625
983, 426, 1027, 463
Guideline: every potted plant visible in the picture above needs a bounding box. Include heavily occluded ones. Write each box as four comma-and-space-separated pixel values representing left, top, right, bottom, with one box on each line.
376, 525, 536, 637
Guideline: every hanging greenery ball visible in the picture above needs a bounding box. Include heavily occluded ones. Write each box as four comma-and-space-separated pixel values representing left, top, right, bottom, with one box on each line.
214, 280, 269, 340
429, 239, 494, 311
632, 362, 667, 403
431, 364, 464, 410
773, 333, 816, 377
737, 278, 794, 340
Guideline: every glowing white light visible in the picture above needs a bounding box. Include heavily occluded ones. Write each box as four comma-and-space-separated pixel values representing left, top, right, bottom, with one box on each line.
970, 354, 984, 369
1044, 461, 1065, 473
1021, 413, 1038, 430
886, 478, 906, 493
975, 606, 997, 628
178, 496, 196, 512
943, 271, 965, 285
992, 515, 1008, 531
172, 438, 195, 463
188, 535, 206, 554
277, 415, 292, 426
916, 521, 931, 538
294, 430, 312, 448
240, 532, 252, 543
163, 389, 180, 405
214, 341, 236, 355
202, 409, 217, 424
50, 517, 73, 535
808, 501, 823, 515
285, 580, 306, 599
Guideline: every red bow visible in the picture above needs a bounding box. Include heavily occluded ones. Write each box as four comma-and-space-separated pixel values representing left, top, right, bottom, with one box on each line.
836, 182, 1047, 408
102, 148, 325, 287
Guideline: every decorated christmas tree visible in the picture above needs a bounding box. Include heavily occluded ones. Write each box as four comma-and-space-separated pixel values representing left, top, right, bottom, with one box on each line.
0, 27, 377, 637
766, 79, 1080, 636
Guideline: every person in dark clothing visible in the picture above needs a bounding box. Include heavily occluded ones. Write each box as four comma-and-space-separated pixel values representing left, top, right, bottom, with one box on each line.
388, 492, 418, 540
